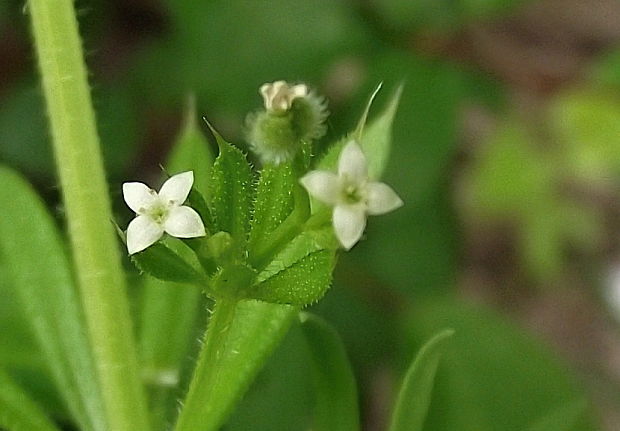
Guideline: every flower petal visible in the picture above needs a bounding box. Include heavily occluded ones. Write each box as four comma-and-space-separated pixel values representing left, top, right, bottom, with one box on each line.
123, 182, 159, 214
338, 140, 368, 183
126, 215, 164, 255
366, 182, 404, 215
333, 204, 367, 250
164, 206, 206, 238
300, 171, 341, 205
159, 171, 194, 206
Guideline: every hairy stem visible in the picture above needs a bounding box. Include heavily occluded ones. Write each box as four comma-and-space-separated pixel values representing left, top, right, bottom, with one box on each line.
28, 1, 150, 430
174, 298, 239, 431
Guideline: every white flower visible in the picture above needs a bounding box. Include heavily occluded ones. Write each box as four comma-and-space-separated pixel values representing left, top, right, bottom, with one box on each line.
300, 140, 403, 250
123, 171, 206, 255
260, 80, 308, 112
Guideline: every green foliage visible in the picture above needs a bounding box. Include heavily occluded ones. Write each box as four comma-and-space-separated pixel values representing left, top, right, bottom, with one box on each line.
300, 313, 360, 431
0, 369, 60, 431
166, 99, 215, 197
0, 166, 106, 431
250, 250, 336, 305
525, 399, 588, 431
388, 329, 454, 431
249, 162, 296, 251
209, 136, 255, 248
403, 299, 598, 431
131, 241, 207, 284
465, 117, 604, 281
174, 301, 298, 431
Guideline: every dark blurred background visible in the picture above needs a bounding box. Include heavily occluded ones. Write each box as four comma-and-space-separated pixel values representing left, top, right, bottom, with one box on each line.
2, 0, 620, 430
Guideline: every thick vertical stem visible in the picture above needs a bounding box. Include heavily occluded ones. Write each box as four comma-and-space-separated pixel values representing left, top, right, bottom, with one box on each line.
174, 298, 239, 431
28, 1, 150, 430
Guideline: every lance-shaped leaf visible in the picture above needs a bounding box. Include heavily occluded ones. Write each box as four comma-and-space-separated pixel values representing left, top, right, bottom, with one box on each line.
0, 369, 60, 431
318, 84, 402, 180
0, 166, 106, 431
388, 329, 454, 431
167, 97, 214, 195
249, 162, 295, 253
131, 240, 206, 284
300, 313, 360, 431
208, 127, 254, 247
174, 301, 298, 431
249, 250, 335, 306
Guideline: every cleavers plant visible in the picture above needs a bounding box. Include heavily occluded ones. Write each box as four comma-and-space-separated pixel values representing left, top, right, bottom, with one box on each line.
0, 0, 454, 430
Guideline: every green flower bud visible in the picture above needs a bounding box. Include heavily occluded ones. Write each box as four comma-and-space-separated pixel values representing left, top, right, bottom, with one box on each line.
246, 81, 327, 164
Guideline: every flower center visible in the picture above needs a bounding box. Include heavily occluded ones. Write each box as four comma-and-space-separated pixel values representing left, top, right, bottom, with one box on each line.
342, 183, 363, 204
145, 201, 169, 224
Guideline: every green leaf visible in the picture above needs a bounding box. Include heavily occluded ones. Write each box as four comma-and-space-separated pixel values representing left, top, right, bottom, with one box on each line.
249, 162, 295, 252
138, 276, 206, 427
256, 227, 337, 282
318, 85, 402, 180
166, 97, 215, 198
389, 329, 454, 431
175, 300, 299, 431
402, 299, 598, 431
208, 131, 254, 248
299, 313, 360, 431
131, 241, 206, 284
0, 369, 60, 431
249, 250, 335, 306
525, 399, 587, 431
359, 84, 402, 180
0, 166, 106, 431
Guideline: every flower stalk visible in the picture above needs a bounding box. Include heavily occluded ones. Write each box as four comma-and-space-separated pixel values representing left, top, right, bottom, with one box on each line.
28, 1, 150, 430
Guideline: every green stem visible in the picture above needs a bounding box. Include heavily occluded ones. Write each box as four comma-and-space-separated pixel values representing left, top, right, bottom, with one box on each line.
28, 1, 150, 430
174, 298, 239, 431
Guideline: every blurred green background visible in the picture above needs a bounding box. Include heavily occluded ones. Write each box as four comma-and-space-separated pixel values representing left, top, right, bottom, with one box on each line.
2, 0, 620, 429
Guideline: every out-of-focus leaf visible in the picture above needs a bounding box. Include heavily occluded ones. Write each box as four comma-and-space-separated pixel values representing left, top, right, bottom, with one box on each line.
226, 323, 313, 431
0, 166, 106, 431
549, 89, 620, 184
372, 0, 531, 33
389, 329, 454, 431
299, 313, 360, 431
166, 99, 215, 197
134, 0, 370, 119
524, 399, 588, 431
0, 84, 138, 181
403, 299, 598, 431
138, 276, 206, 428
318, 85, 401, 181
250, 250, 335, 306
0, 369, 60, 431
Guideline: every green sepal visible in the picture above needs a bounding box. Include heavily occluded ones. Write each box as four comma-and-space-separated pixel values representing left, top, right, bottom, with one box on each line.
318, 84, 402, 180
131, 241, 206, 285
388, 329, 454, 431
249, 162, 295, 253
207, 123, 254, 250
249, 250, 336, 306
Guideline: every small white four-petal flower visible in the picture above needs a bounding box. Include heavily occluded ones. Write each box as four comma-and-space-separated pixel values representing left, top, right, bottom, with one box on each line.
260, 80, 308, 112
123, 171, 206, 254
300, 140, 403, 250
